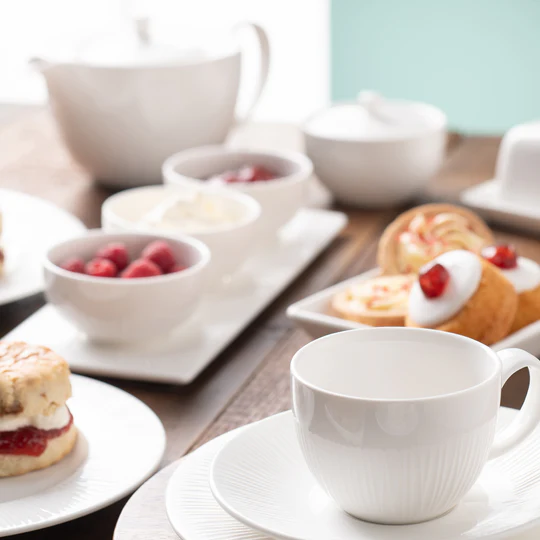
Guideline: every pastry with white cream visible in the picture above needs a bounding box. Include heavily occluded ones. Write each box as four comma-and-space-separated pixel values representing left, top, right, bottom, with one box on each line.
406, 250, 517, 345
378, 204, 494, 274
0, 342, 77, 477
331, 274, 415, 326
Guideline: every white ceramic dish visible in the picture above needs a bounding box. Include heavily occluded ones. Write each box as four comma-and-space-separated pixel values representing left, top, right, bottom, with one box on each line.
101, 185, 261, 286
7, 209, 346, 384
44, 230, 210, 343
302, 92, 447, 208
0, 374, 165, 537
287, 267, 540, 355
166, 409, 540, 540
461, 179, 540, 233
0, 188, 86, 305
163, 146, 313, 238
32, 21, 269, 186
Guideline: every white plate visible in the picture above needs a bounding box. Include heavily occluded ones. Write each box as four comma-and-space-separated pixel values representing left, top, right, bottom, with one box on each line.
0, 374, 165, 537
0, 188, 86, 305
209, 410, 540, 540
165, 411, 540, 540
461, 179, 540, 233
3, 208, 347, 384
286, 267, 540, 355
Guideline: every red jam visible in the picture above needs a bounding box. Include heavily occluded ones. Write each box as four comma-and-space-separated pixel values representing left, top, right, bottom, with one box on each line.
208, 165, 277, 184
0, 410, 73, 457
481, 244, 518, 269
419, 263, 450, 298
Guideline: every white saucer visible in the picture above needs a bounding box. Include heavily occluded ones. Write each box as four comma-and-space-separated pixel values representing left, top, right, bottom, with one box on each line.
0, 188, 86, 305
461, 179, 540, 234
209, 410, 540, 540
0, 374, 166, 537
5, 208, 346, 384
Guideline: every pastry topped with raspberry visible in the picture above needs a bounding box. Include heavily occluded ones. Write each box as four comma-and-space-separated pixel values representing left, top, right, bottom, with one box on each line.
378, 204, 494, 274
0, 342, 77, 477
331, 274, 415, 327
406, 250, 518, 345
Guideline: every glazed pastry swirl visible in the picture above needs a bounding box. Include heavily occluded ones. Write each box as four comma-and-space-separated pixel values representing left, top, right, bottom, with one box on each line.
345, 275, 413, 311
397, 213, 486, 273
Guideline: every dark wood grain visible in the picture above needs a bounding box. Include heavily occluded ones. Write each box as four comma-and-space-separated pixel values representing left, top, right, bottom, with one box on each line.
0, 112, 532, 540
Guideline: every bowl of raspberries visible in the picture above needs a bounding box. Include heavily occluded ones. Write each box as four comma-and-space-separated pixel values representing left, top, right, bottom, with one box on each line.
44, 231, 210, 343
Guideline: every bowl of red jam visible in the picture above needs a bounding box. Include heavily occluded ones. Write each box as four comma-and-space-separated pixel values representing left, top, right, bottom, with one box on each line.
162, 146, 313, 238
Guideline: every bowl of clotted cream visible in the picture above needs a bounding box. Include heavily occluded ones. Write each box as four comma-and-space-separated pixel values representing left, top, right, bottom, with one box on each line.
101, 185, 261, 286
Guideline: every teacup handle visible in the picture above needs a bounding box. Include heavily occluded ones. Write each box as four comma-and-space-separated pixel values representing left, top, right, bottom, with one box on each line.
489, 348, 540, 460
232, 22, 270, 123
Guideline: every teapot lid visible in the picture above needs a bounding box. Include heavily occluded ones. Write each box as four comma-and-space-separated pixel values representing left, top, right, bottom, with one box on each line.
76, 18, 232, 67
303, 91, 446, 140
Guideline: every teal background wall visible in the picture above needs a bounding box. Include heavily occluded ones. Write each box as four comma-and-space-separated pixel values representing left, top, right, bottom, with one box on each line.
331, 0, 540, 134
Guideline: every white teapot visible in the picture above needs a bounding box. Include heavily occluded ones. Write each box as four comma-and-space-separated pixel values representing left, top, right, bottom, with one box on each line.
31, 19, 270, 187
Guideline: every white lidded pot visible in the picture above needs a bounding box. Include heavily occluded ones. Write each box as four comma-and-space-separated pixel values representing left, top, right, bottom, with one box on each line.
31, 18, 270, 188
303, 91, 447, 208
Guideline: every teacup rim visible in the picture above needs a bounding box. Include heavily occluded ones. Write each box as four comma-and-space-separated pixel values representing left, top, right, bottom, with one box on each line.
290, 328, 501, 404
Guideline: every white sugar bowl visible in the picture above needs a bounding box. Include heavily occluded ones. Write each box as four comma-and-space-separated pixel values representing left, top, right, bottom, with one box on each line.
496, 121, 540, 206
302, 91, 447, 208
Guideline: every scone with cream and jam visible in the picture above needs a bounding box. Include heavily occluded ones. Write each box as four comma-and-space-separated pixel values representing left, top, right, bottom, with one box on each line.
406, 250, 517, 345
331, 274, 415, 326
0, 342, 77, 477
482, 245, 540, 334
378, 204, 494, 275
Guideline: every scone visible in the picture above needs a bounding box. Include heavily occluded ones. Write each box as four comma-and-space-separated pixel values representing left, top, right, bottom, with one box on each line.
406, 250, 517, 345
378, 204, 494, 274
482, 245, 540, 333
0, 342, 77, 477
331, 274, 415, 326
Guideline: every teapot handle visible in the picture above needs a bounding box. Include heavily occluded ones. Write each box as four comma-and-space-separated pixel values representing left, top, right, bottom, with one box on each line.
233, 22, 270, 124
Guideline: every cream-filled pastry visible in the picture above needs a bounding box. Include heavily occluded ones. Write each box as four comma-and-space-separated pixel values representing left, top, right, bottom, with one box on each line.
0, 342, 77, 477
406, 250, 517, 345
482, 245, 540, 333
378, 204, 494, 274
331, 274, 415, 326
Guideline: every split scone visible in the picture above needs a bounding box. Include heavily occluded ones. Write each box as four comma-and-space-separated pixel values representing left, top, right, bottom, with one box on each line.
378, 204, 494, 275
482, 245, 540, 334
331, 274, 415, 326
0, 342, 77, 477
406, 250, 517, 345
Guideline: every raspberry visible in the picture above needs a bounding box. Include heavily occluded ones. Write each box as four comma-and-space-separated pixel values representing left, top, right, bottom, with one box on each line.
96, 242, 129, 271
419, 263, 450, 298
121, 258, 162, 278
85, 258, 117, 278
60, 257, 85, 274
141, 241, 176, 273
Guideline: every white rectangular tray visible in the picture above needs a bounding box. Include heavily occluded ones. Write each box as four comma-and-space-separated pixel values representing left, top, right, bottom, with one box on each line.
287, 267, 540, 356
461, 179, 540, 233
4, 208, 347, 384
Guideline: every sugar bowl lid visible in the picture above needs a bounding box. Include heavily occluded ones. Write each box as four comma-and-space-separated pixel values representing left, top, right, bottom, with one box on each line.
303, 91, 447, 141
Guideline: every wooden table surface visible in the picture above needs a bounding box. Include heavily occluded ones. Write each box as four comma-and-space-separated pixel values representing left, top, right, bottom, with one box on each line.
0, 112, 535, 540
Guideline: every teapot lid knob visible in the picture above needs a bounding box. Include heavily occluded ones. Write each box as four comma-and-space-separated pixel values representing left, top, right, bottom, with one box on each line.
135, 16, 151, 46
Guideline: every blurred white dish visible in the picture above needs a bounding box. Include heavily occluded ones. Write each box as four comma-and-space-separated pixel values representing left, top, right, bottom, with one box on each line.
303, 91, 447, 208
44, 230, 210, 343
163, 146, 313, 238
287, 267, 540, 356
0, 374, 165, 537
31, 19, 270, 186
10, 209, 346, 383
0, 188, 85, 305
102, 185, 260, 285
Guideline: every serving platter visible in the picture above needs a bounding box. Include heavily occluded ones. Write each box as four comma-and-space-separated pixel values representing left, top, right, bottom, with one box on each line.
4, 208, 347, 384
287, 267, 540, 355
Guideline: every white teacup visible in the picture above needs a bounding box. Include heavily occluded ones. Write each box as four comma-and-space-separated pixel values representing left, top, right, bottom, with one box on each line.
291, 328, 540, 525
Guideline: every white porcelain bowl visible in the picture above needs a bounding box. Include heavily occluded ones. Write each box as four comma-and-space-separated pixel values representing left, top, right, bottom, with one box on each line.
162, 146, 313, 238
101, 185, 261, 285
44, 230, 210, 343
303, 100, 447, 208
